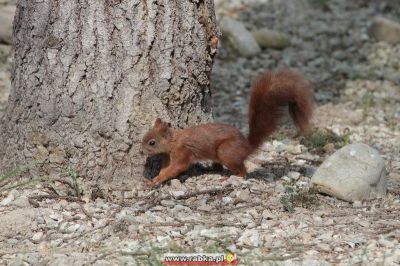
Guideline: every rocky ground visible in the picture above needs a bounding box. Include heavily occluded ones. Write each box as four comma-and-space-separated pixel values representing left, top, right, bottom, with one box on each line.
1, 0, 400, 265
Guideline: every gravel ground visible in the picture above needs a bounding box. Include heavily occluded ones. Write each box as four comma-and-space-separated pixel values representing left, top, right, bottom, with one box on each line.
1, 0, 400, 265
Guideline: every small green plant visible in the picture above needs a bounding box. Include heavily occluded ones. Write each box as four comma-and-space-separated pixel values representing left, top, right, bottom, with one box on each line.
341, 128, 351, 145
67, 168, 82, 198
272, 128, 290, 141
134, 251, 163, 266
1, 176, 48, 192
361, 92, 374, 118
0, 161, 48, 192
0, 164, 26, 182
203, 237, 230, 253
308, 0, 329, 6
299, 127, 352, 153
280, 181, 320, 212
387, 118, 400, 132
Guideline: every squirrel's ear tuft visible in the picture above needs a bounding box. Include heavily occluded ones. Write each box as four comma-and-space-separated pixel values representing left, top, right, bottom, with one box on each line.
154, 118, 162, 127
154, 118, 171, 132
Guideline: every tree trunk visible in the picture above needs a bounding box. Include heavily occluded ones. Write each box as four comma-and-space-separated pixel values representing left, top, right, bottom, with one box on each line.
0, 0, 218, 182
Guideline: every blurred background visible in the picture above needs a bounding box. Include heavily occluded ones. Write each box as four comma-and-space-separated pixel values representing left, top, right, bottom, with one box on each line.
210, 0, 399, 130
0, 0, 399, 149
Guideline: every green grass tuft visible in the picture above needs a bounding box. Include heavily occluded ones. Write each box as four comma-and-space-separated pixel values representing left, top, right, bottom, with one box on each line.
280, 181, 320, 212
67, 168, 82, 198
299, 127, 351, 154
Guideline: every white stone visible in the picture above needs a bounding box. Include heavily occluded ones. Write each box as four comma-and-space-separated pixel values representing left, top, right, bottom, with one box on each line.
368, 16, 400, 44
287, 144, 302, 154
169, 190, 185, 199
311, 143, 386, 202
261, 210, 275, 220
353, 201, 363, 208
0, 6, 15, 45
274, 184, 285, 193
378, 238, 395, 248
237, 229, 261, 247
252, 28, 290, 49
197, 204, 212, 212
235, 189, 250, 201
281, 176, 291, 182
220, 18, 261, 57
12, 197, 30, 208
49, 214, 63, 221
222, 196, 233, 204
287, 171, 301, 180
32, 232, 43, 241
160, 200, 175, 208
200, 228, 226, 239
317, 243, 331, 252
0, 192, 14, 206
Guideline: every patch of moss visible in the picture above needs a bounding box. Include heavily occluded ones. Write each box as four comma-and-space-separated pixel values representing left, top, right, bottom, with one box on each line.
280, 181, 320, 212
298, 127, 351, 154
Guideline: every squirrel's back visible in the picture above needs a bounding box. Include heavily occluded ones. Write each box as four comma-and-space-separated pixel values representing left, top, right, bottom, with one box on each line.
176, 123, 250, 161
248, 69, 313, 151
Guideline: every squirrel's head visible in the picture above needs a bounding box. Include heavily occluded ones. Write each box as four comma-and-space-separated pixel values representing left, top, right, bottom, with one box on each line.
141, 118, 172, 155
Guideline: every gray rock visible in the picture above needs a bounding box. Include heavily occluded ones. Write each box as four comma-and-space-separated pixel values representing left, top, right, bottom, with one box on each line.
169, 190, 185, 199
281, 175, 291, 182
0, 191, 14, 205
368, 16, 400, 44
317, 231, 333, 241
49, 213, 63, 221
252, 28, 290, 49
46, 220, 58, 229
24, 253, 40, 265
9, 257, 23, 266
0, 6, 15, 45
197, 204, 212, 212
11, 196, 30, 208
32, 231, 43, 241
169, 179, 186, 190
222, 196, 233, 204
287, 171, 301, 180
69, 202, 80, 210
237, 229, 261, 247
353, 201, 363, 208
378, 238, 395, 248
7, 238, 18, 245
261, 209, 275, 220
0, 207, 37, 227
200, 228, 227, 239
317, 243, 331, 252
286, 144, 302, 154
61, 223, 81, 234
274, 184, 285, 193
235, 188, 250, 202
161, 200, 175, 208
312, 143, 386, 202
94, 260, 113, 266
220, 17, 261, 57
52, 203, 61, 210
222, 175, 242, 186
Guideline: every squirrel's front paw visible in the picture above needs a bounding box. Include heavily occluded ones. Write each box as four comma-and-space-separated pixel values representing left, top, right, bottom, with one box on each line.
144, 179, 156, 188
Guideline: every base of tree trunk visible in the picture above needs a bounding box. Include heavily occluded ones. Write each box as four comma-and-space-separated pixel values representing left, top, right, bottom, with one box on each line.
0, 0, 218, 182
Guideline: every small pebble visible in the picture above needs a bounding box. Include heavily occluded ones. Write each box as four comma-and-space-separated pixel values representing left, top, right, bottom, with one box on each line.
32, 232, 43, 241
353, 201, 363, 208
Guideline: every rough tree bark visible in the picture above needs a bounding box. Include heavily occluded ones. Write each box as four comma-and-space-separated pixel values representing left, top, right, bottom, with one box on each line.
0, 0, 218, 182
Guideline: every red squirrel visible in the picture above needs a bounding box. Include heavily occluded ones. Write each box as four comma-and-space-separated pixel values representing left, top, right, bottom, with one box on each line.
141, 69, 314, 188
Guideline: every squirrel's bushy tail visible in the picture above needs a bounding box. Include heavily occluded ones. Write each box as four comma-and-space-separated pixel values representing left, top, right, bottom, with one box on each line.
247, 69, 313, 151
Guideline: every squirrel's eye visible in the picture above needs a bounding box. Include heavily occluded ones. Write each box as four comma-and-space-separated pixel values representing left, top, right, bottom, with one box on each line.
148, 139, 156, 146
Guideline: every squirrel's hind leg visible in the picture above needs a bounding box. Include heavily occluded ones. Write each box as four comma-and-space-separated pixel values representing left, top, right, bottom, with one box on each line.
217, 140, 248, 177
